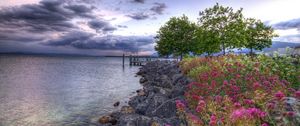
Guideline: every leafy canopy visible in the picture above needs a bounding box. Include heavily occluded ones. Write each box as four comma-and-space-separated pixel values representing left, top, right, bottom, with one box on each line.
155, 3, 278, 57
198, 3, 245, 55
155, 15, 197, 58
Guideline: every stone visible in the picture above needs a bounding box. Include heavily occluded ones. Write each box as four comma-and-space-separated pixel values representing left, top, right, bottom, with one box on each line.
152, 75, 172, 89
121, 106, 135, 114
99, 115, 118, 125
118, 114, 152, 126
137, 89, 146, 96
113, 101, 120, 107
147, 100, 177, 118
140, 77, 147, 83
172, 73, 184, 84
145, 94, 168, 116
98, 116, 111, 124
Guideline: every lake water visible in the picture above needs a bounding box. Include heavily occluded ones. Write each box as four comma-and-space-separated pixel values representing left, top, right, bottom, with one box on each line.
0, 54, 141, 126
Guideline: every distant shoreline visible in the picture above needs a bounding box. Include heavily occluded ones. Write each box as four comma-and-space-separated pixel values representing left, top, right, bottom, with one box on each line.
0, 52, 157, 58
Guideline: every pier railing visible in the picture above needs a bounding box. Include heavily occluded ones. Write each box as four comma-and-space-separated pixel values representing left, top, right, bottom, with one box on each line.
129, 55, 159, 66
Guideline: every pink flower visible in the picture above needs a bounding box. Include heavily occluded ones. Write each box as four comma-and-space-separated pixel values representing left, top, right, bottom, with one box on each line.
230, 108, 265, 122
192, 95, 201, 101
231, 108, 244, 121
215, 95, 222, 103
266, 102, 275, 110
195, 105, 203, 113
259, 112, 267, 118
284, 111, 295, 117
211, 80, 217, 88
223, 80, 228, 85
253, 82, 260, 89
187, 113, 203, 125
236, 74, 241, 78
274, 91, 285, 100
175, 100, 185, 111
261, 123, 269, 126
244, 99, 254, 105
196, 100, 206, 113
198, 100, 206, 107
294, 90, 300, 99
187, 82, 197, 89
209, 114, 217, 126
234, 102, 241, 108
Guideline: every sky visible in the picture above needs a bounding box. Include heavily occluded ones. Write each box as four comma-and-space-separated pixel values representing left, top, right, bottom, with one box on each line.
0, 0, 299, 56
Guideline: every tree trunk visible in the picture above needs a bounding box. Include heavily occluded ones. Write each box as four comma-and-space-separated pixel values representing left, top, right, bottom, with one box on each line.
180, 53, 183, 61
222, 42, 226, 55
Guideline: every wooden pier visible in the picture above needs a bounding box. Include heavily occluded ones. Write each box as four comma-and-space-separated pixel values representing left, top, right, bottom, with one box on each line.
129, 55, 158, 66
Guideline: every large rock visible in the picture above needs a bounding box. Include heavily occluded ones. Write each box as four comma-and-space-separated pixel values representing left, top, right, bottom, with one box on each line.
152, 75, 172, 89
145, 94, 168, 116
118, 114, 152, 126
146, 100, 177, 118
169, 86, 185, 98
128, 96, 150, 115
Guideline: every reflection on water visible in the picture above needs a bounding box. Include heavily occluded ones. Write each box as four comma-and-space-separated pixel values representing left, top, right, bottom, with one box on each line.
0, 55, 141, 126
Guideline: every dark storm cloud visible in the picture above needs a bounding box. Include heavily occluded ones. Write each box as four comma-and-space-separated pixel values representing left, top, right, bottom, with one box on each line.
132, 0, 145, 4
64, 4, 95, 18
150, 2, 167, 15
126, 13, 150, 20
46, 31, 93, 46
0, 29, 45, 42
88, 20, 117, 33
273, 18, 300, 30
0, 0, 94, 33
0, 0, 156, 55
44, 31, 154, 52
72, 35, 154, 52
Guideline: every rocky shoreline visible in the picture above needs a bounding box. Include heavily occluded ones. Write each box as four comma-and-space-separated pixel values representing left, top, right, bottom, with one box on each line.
99, 61, 192, 126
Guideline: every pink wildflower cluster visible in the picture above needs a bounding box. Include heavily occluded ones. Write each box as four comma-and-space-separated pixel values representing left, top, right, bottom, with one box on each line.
179, 55, 300, 125
230, 108, 266, 122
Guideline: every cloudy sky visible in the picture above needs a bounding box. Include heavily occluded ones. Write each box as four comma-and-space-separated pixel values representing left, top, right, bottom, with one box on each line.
0, 0, 299, 56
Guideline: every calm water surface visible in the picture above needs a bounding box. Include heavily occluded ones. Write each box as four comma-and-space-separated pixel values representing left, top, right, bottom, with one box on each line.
0, 54, 141, 126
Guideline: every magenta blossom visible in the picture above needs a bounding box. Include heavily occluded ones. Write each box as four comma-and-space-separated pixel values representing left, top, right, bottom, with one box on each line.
175, 100, 185, 111
274, 91, 285, 100
266, 102, 275, 110
230, 108, 266, 122
234, 102, 241, 108
209, 114, 217, 126
294, 90, 300, 99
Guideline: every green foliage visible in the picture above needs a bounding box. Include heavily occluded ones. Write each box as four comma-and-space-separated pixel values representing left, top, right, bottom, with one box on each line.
244, 18, 278, 54
155, 15, 197, 58
155, 3, 278, 57
197, 3, 245, 55
193, 27, 221, 55
187, 65, 210, 79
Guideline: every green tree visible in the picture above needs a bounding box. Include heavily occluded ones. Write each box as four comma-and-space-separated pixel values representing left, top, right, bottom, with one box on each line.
155, 15, 197, 60
198, 3, 245, 55
193, 27, 220, 56
244, 18, 278, 55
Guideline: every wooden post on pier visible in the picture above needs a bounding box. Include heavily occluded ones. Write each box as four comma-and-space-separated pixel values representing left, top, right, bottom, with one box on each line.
122, 53, 125, 67
129, 55, 132, 66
